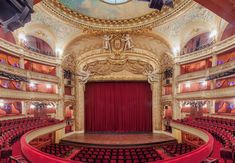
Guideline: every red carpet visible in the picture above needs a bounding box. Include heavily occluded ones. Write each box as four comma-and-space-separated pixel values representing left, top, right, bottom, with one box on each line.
12, 141, 22, 156
211, 140, 233, 163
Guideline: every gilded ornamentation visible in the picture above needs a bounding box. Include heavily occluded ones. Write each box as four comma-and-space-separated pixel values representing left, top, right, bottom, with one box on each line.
144, 69, 161, 83
83, 59, 153, 77
76, 70, 90, 83
41, 0, 193, 32
103, 34, 134, 55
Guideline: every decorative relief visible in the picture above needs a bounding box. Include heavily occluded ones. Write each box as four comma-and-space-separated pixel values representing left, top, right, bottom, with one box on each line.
41, 0, 193, 32
83, 59, 153, 77
153, 3, 218, 48
103, 34, 133, 55
62, 33, 170, 72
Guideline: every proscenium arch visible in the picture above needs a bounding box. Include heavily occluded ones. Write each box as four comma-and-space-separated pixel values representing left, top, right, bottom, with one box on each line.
62, 32, 172, 60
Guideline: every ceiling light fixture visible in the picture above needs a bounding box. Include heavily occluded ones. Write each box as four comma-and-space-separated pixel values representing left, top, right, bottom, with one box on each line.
209, 30, 217, 38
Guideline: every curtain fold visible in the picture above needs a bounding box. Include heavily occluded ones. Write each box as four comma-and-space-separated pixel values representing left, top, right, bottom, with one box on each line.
85, 82, 152, 133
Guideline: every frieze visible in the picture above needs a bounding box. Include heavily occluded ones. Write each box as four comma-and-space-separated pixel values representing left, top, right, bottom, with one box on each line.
41, 0, 193, 32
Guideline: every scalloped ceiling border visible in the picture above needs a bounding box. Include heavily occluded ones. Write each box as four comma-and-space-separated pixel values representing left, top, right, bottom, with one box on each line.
41, 0, 195, 32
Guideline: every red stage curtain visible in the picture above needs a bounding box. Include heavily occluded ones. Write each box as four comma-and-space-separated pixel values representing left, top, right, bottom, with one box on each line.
85, 82, 152, 133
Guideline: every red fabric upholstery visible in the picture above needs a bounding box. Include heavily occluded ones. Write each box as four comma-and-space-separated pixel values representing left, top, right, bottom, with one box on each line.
85, 82, 152, 133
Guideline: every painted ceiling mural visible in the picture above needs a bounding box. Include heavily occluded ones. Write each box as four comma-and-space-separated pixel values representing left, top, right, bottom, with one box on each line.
58, 0, 155, 20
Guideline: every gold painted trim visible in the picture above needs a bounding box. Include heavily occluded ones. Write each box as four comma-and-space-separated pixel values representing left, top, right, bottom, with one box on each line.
41, 0, 194, 32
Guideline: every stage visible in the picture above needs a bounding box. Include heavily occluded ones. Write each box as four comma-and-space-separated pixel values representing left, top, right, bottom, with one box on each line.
61, 133, 176, 147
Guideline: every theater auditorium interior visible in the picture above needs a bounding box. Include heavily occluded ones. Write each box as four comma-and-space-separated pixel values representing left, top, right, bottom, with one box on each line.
0, 0, 235, 163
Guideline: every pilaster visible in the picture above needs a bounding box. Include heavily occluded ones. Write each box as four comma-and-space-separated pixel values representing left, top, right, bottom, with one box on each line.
74, 77, 85, 132
151, 75, 162, 131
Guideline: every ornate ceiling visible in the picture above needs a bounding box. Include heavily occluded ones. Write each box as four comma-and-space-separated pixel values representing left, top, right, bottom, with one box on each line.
58, 0, 154, 20
41, 0, 194, 32
15, 0, 228, 61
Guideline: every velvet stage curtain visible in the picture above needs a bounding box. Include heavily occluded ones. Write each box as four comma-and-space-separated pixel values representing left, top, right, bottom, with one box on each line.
85, 82, 152, 133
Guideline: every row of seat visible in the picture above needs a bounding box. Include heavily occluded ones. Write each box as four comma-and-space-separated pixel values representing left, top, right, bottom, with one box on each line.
72, 146, 163, 163
162, 143, 196, 156
0, 117, 60, 162
174, 116, 235, 162
40, 143, 73, 158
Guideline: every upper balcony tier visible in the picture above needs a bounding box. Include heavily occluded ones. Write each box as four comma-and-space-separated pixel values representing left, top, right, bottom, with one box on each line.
177, 59, 235, 82
0, 39, 60, 65
0, 63, 59, 83
175, 35, 235, 64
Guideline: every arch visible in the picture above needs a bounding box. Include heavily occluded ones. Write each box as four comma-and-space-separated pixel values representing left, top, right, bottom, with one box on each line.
181, 32, 214, 55
179, 20, 214, 49
221, 24, 235, 41
19, 23, 57, 50
24, 35, 55, 56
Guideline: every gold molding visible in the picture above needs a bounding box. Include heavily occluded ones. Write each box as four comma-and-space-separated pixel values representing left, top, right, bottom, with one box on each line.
41, 0, 194, 32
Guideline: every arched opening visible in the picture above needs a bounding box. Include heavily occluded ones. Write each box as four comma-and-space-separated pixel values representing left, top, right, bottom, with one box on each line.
181, 32, 215, 55
221, 24, 235, 41
23, 35, 55, 56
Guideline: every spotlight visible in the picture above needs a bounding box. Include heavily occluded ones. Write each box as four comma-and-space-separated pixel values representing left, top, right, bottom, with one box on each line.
185, 83, 191, 88
0, 102, 4, 107
209, 30, 217, 38
30, 104, 35, 109
46, 84, 52, 89
18, 33, 27, 42
29, 82, 35, 87
202, 81, 207, 86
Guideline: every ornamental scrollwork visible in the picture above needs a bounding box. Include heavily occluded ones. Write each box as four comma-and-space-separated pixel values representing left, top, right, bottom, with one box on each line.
82, 59, 153, 77
103, 34, 134, 56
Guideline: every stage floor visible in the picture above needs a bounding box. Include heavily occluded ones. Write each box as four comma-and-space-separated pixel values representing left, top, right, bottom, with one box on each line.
61, 133, 176, 147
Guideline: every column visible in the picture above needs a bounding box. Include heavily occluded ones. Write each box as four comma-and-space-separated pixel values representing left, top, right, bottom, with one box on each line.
55, 65, 65, 143
19, 55, 25, 69
23, 101, 31, 116
212, 54, 217, 67
209, 100, 215, 114
172, 64, 181, 120
172, 128, 182, 143
151, 76, 162, 131
74, 78, 85, 132
55, 65, 64, 120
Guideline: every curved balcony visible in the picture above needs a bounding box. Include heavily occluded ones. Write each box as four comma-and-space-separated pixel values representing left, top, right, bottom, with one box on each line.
0, 39, 60, 65
176, 86, 235, 100
0, 63, 59, 83
20, 122, 75, 163
21, 121, 214, 163
162, 121, 214, 163
175, 35, 235, 64
0, 88, 60, 100
177, 59, 235, 82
